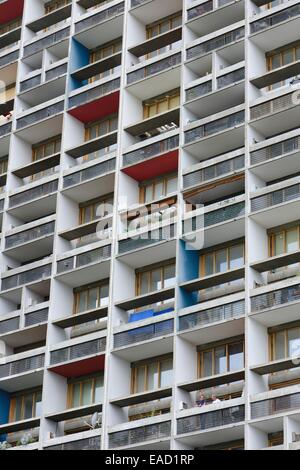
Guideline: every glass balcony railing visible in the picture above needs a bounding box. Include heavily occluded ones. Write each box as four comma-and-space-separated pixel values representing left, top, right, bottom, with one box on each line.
46, 62, 68, 81
57, 244, 111, 274
109, 421, 171, 449
50, 338, 106, 365
5, 221, 55, 249
216, 68, 245, 89
250, 4, 300, 34
185, 111, 245, 145
68, 78, 120, 109
251, 183, 300, 212
0, 316, 20, 335
119, 224, 176, 254
186, 27, 244, 61
20, 74, 42, 93
75, 2, 124, 33
0, 121, 12, 138
187, 0, 213, 20
0, 354, 45, 379
114, 319, 174, 348
63, 158, 115, 188
47, 436, 101, 450
183, 154, 244, 189
0, 308, 48, 335
9, 180, 58, 208
186, 81, 212, 102
177, 405, 245, 434
251, 136, 300, 166
1, 264, 52, 291
184, 201, 245, 234
20, 64, 68, 93
0, 49, 19, 69
178, 299, 245, 331
23, 27, 70, 57
16, 101, 64, 129
250, 91, 298, 121
251, 393, 300, 419
123, 135, 179, 167
127, 53, 181, 85
251, 282, 300, 312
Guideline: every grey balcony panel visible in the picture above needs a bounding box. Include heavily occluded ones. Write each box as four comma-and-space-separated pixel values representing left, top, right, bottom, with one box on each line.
46, 435, 101, 450
125, 108, 180, 137
131, 0, 151, 6
0, 49, 19, 69
0, 316, 20, 335
0, 354, 45, 379
0, 26, 21, 48
184, 202, 245, 234
187, 0, 213, 21
128, 27, 182, 58
119, 224, 176, 254
25, 308, 49, 327
9, 180, 58, 208
23, 27, 70, 57
12, 153, 60, 179
66, 133, 117, 159
75, 2, 124, 33
251, 250, 300, 273
68, 78, 120, 109
5, 221, 55, 249
0, 417, 40, 435
251, 61, 300, 89
251, 183, 300, 212
179, 370, 245, 393
123, 135, 179, 167
250, 91, 298, 122
20, 74, 42, 93
26, 3, 72, 33
45, 63, 68, 81
251, 392, 300, 420
250, 4, 300, 34
217, 68, 245, 89
180, 267, 245, 292
110, 387, 173, 408
77, 0, 103, 8
115, 287, 175, 311
186, 26, 244, 61
251, 135, 300, 166
72, 52, 122, 82
114, 319, 174, 348
59, 220, 102, 241
179, 300, 245, 332
57, 244, 111, 273
127, 52, 181, 85
1, 264, 52, 291
46, 403, 102, 422
109, 421, 171, 449
186, 80, 212, 102
0, 121, 12, 138
53, 306, 108, 329
50, 338, 106, 365
177, 405, 245, 435
63, 158, 115, 188
251, 283, 300, 312
16, 101, 64, 130
251, 358, 300, 376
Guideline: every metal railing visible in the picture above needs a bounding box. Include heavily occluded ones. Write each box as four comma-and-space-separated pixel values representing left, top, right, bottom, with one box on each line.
186, 26, 244, 61
251, 4, 300, 34
1, 264, 52, 291
0, 121, 12, 138
251, 283, 300, 312
123, 135, 179, 167
5, 221, 55, 249
16, 101, 64, 129
25, 308, 49, 327
178, 300, 245, 331
186, 80, 212, 102
251, 393, 300, 419
187, 0, 213, 20
50, 338, 106, 365
0, 49, 19, 69
68, 78, 120, 109
23, 27, 70, 57
0, 316, 19, 335
177, 405, 245, 434
114, 319, 174, 348
0, 354, 45, 378
75, 2, 124, 33
9, 180, 58, 208
45, 62, 68, 81
251, 183, 300, 212
20, 74, 41, 93
251, 136, 300, 166
63, 158, 115, 188
251, 91, 298, 121
217, 68, 245, 89
57, 244, 111, 274
109, 421, 171, 448
47, 436, 101, 450
119, 224, 176, 254
127, 53, 181, 85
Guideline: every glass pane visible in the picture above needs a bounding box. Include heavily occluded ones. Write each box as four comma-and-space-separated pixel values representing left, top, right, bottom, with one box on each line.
270, 54, 281, 70
215, 347, 227, 375
164, 264, 176, 288
147, 362, 159, 390
229, 343, 244, 371
145, 185, 153, 203
154, 182, 164, 199
215, 249, 228, 273
275, 233, 284, 255
35, 392, 42, 417
72, 383, 81, 408
14, 397, 22, 422
139, 272, 149, 295
160, 359, 173, 388
166, 176, 177, 194
230, 245, 244, 269
286, 228, 298, 253
274, 331, 286, 360
88, 288, 98, 310
77, 291, 87, 313
202, 351, 213, 377
82, 381, 93, 406
288, 328, 300, 359
136, 367, 145, 393
100, 284, 109, 307
24, 394, 34, 419
151, 269, 162, 291
282, 49, 294, 66
95, 377, 104, 403
205, 254, 214, 276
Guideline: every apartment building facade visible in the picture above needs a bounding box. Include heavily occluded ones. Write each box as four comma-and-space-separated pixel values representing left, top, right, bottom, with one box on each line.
0, 0, 300, 451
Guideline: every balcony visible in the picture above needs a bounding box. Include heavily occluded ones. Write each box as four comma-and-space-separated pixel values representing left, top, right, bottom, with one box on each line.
251, 391, 300, 420
119, 223, 176, 256
1, 260, 52, 293
128, 25, 182, 62
44, 430, 101, 450
0, 48, 19, 70
0, 306, 48, 348
16, 99, 64, 131
108, 418, 171, 450
0, 352, 44, 392
0, 23, 21, 53
26, 1, 72, 34
23, 26, 70, 58
0, 121, 12, 139
75, 2, 124, 35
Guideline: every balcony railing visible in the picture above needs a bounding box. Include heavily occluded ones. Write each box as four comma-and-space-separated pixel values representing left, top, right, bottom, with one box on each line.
184, 201, 245, 234
177, 405, 245, 434
186, 26, 244, 61
217, 67, 245, 89
131, 0, 149, 7
250, 4, 300, 34
187, 0, 213, 20
251, 393, 300, 419
9, 180, 58, 208
63, 158, 115, 188
47, 436, 101, 450
20, 74, 42, 93
251, 282, 300, 312
57, 244, 111, 274
251, 183, 300, 212
23, 27, 70, 57
16, 101, 64, 130
0, 354, 45, 379
50, 338, 106, 365
127, 53, 181, 85
251, 135, 300, 166
75, 2, 124, 33
5, 221, 55, 249
185, 111, 245, 145
0, 316, 19, 335
20, 64, 68, 93
0, 308, 48, 335
68, 78, 120, 109
119, 224, 176, 254
183, 154, 244, 190
1, 264, 52, 291
251, 91, 299, 121
0, 121, 12, 138
178, 299, 245, 331
109, 421, 171, 449
114, 319, 174, 348
186, 80, 212, 102
0, 49, 19, 69
123, 135, 179, 167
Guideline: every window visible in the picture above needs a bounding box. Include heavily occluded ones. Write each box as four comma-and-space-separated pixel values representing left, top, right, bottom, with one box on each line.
198, 340, 244, 378
200, 243, 244, 277
146, 13, 182, 59
84, 115, 118, 161
136, 262, 176, 296
268, 432, 284, 447
140, 174, 178, 204
0, 157, 8, 175
267, 41, 300, 90
68, 374, 104, 408
79, 195, 113, 225
269, 225, 300, 257
89, 39, 122, 83
74, 281, 109, 314
143, 89, 180, 119
131, 356, 173, 393
270, 325, 300, 361
31, 135, 61, 181
9, 389, 42, 422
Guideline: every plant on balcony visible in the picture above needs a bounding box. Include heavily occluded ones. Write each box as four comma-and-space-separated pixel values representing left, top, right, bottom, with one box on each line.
0, 441, 12, 450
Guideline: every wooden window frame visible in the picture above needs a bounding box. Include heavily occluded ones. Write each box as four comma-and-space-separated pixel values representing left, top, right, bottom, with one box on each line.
139, 173, 178, 204
143, 89, 180, 120
135, 260, 176, 296
200, 242, 245, 277
9, 388, 42, 423
79, 194, 114, 225
73, 280, 109, 314
197, 339, 245, 378
269, 323, 300, 361
88, 39, 122, 83
131, 355, 173, 394
67, 373, 104, 408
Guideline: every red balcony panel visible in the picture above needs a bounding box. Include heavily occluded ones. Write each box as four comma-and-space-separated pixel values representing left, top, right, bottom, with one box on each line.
122, 149, 179, 182
68, 90, 119, 123
49, 354, 105, 378
0, 0, 23, 24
